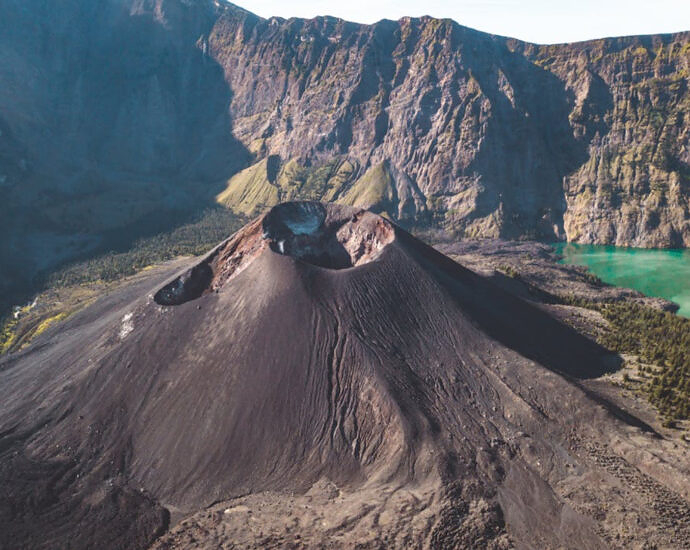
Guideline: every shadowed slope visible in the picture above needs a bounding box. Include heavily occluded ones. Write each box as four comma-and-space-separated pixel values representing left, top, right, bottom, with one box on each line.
396, 229, 618, 379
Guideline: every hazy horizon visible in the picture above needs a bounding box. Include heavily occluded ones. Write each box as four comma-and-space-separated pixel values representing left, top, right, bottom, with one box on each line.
237, 0, 690, 44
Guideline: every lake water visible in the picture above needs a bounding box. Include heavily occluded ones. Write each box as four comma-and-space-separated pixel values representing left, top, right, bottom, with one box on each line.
553, 243, 690, 318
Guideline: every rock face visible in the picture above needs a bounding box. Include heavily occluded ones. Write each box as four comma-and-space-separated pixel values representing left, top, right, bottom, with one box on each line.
4, 202, 690, 549
0, 0, 688, 304
209, 11, 689, 247
0, 0, 250, 307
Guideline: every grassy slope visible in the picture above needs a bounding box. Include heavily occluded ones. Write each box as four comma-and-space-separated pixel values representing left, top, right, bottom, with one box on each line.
215, 157, 400, 218
215, 159, 279, 216
339, 162, 395, 215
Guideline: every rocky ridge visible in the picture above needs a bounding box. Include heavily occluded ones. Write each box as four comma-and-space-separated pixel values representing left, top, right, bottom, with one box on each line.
209, 4, 689, 246
0, 0, 688, 310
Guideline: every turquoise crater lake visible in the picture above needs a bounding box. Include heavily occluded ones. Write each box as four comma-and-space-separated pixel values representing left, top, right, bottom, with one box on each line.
553, 243, 690, 319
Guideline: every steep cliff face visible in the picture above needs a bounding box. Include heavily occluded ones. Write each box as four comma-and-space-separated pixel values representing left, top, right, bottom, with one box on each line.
0, 0, 245, 180
210, 12, 577, 239
208, 8, 689, 245
519, 39, 690, 247
0, 0, 688, 307
0, 0, 249, 306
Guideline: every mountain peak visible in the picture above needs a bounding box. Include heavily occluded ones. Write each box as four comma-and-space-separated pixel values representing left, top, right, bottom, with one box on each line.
154, 202, 396, 305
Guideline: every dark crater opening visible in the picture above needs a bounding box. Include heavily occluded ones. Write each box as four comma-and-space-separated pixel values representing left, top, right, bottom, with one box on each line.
262, 202, 327, 240
154, 262, 213, 306
262, 202, 394, 270
263, 203, 352, 269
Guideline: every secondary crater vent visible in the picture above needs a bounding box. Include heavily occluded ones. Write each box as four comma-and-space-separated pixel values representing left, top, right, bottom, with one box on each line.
154, 202, 395, 305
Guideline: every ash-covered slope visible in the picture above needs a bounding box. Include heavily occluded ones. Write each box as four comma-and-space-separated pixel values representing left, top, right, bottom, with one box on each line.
1, 202, 690, 549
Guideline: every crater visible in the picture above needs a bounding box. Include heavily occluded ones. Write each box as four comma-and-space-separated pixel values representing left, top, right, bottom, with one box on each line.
262, 202, 395, 269
154, 202, 395, 305
154, 262, 214, 306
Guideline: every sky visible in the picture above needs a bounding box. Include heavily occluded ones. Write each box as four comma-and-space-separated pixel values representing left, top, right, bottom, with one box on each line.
237, 0, 690, 44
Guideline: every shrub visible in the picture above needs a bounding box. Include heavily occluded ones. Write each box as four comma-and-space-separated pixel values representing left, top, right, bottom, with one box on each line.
47, 209, 244, 288
566, 299, 690, 421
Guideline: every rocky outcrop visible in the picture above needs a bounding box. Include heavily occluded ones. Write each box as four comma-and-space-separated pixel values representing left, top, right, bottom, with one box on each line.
0, 0, 688, 307
208, 7, 689, 246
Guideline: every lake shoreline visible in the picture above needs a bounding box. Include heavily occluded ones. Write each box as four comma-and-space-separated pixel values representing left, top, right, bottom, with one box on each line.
552, 242, 690, 319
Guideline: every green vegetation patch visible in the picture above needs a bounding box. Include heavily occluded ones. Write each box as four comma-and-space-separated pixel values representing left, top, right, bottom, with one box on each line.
48, 208, 244, 288
340, 162, 395, 210
216, 158, 280, 216
216, 157, 358, 216
560, 296, 690, 423
0, 316, 18, 354
32, 312, 69, 339
597, 302, 690, 420
497, 264, 521, 279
